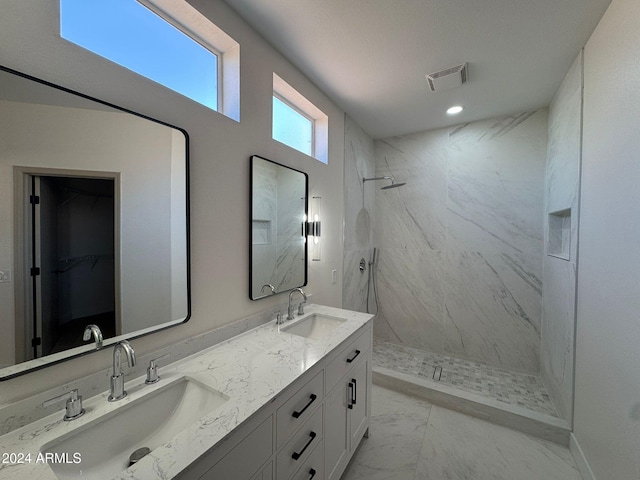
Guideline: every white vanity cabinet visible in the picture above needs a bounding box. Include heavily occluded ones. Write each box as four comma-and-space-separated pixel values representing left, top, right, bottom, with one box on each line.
180, 321, 372, 480
324, 329, 372, 480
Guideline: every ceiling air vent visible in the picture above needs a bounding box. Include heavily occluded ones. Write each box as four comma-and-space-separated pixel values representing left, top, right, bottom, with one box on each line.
425, 63, 468, 92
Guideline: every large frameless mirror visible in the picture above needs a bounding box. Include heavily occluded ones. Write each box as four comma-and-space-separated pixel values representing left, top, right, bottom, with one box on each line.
250, 155, 307, 300
0, 66, 190, 380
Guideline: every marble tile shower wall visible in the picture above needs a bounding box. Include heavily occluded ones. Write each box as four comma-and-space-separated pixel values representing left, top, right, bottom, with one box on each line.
373, 110, 548, 374
541, 52, 583, 421
343, 115, 376, 313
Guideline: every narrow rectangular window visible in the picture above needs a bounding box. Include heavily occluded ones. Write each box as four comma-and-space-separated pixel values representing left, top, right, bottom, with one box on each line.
273, 73, 328, 164
60, 0, 219, 110
272, 96, 314, 157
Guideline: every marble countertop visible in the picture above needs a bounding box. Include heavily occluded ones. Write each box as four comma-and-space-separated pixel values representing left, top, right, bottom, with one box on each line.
0, 305, 373, 480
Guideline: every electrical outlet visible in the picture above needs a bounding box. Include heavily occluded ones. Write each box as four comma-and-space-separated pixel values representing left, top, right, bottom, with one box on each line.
0, 270, 11, 283
331, 269, 337, 284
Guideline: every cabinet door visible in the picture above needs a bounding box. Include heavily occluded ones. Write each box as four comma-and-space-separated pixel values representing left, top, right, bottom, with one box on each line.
250, 461, 272, 480
349, 357, 369, 447
198, 416, 272, 480
324, 382, 349, 480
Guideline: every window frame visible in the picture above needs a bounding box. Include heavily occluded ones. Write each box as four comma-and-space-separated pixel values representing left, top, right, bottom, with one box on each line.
59, 0, 240, 121
272, 92, 316, 157
136, 0, 225, 112
272, 73, 328, 164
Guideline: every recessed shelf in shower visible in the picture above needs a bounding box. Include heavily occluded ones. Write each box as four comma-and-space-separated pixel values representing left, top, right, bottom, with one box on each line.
547, 208, 571, 260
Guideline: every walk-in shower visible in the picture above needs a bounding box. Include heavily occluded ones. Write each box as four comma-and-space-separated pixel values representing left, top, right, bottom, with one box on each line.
359, 172, 558, 423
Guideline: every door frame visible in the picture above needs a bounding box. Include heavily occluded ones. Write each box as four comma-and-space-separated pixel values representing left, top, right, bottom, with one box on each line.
13, 166, 121, 362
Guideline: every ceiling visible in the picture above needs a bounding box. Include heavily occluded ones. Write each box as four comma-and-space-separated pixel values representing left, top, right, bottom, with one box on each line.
222, 0, 612, 138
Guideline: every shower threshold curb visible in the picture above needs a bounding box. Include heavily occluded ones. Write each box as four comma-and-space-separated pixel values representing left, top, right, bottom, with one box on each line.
373, 366, 571, 446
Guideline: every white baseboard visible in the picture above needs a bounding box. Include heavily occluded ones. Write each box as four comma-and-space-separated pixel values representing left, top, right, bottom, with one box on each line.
570, 433, 597, 480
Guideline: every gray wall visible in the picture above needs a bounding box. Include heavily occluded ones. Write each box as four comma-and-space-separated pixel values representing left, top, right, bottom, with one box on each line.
573, 0, 640, 477
373, 111, 547, 373
541, 52, 583, 423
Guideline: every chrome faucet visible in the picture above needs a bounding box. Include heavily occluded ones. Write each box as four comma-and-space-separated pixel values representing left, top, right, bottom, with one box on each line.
288, 288, 307, 320
108, 340, 136, 402
261, 283, 276, 295
83, 324, 103, 350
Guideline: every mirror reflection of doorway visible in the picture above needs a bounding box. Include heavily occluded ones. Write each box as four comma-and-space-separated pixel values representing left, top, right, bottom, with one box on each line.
27, 175, 117, 359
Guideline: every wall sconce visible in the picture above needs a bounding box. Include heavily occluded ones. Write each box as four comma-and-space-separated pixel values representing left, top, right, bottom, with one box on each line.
307, 196, 321, 261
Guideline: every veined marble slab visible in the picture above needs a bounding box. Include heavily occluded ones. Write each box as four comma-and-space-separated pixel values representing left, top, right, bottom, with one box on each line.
541, 51, 583, 423
372, 110, 546, 373
342, 385, 579, 480
344, 115, 375, 253
343, 114, 376, 315
415, 405, 580, 479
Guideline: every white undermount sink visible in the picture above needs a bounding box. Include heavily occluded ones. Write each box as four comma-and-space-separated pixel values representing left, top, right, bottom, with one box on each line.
42, 376, 228, 480
282, 313, 347, 339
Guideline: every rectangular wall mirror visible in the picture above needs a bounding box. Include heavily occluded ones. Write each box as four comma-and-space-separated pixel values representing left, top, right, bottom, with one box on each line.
0, 66, 190, 380
250, 155, 307, 300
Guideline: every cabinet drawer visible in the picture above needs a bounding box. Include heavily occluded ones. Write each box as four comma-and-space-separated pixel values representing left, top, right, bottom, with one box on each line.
277, 406, 323, 480
276, 370, 323, 449
290, 439, 324, 480
325, 327, 371, 393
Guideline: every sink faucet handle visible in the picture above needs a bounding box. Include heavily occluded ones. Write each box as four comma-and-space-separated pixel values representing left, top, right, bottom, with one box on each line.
43, 389, 85, 421
275, 311, 284, 325
145, 353, 170, 384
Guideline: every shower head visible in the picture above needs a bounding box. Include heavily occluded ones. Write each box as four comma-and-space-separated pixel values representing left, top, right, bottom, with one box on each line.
381, 181, 406, 189
363, 176, 406, 190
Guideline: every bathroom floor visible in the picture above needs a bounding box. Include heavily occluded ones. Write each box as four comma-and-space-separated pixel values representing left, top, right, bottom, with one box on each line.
341, 385, 582, 480
373, 341, 558, 417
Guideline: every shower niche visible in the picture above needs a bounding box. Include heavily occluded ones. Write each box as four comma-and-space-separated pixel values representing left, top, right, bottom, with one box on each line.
547, 208, 571, 260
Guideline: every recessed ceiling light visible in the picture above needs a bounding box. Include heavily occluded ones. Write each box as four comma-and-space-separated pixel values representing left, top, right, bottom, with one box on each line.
447, 105, 464, 115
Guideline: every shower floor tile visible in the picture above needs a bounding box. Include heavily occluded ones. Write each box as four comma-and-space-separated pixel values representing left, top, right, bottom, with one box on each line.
373, 341, 559, 418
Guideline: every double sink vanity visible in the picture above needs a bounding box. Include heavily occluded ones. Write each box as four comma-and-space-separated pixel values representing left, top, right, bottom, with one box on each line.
0, 305, 373, 480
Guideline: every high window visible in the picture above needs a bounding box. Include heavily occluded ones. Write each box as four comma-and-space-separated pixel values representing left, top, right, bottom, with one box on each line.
273, 73, 328, 163
272, 96, 313, 157
60, 0, 240, 120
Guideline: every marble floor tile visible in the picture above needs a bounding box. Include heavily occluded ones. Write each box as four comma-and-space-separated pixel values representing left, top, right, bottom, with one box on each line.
413, 406, 582, 480
342, 386, 582, 480
373, 341, 558, 417
341, 386, 432, 480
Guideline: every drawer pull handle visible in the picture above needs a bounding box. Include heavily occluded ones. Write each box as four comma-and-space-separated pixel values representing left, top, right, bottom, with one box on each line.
292, 431, 317, 460
292, 394, 317, 418
308, 468, 317, 479
346, 349, 361, 363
